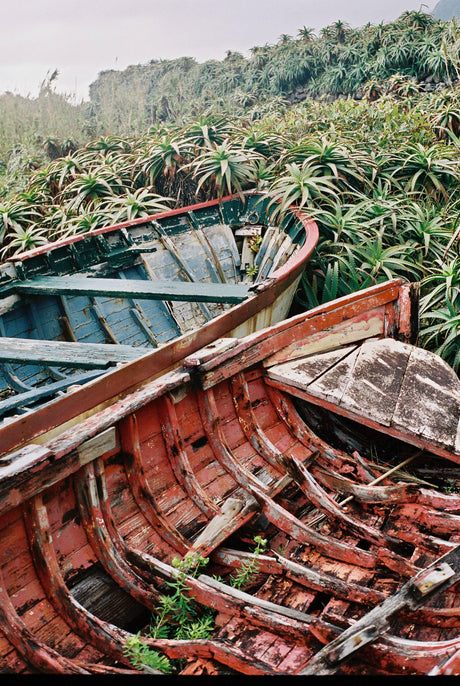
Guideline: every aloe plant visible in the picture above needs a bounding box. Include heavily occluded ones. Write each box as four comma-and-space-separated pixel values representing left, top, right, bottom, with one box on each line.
188, 139, 261, 200
383, 142, 460, 200
267, 160, 340, 219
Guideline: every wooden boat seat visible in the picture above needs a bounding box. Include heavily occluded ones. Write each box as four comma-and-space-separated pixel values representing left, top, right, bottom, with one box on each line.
4, 275, 251, 304
0, 336, 146, 369
266, 337, 460, 458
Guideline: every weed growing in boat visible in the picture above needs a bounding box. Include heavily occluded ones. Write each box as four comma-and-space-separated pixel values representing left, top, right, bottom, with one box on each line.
125, 539, 269, 672
124, 554, 214, 674
246, 264, 259, 277
150, 554, 214, 641
443, 478, 460, 494
275, 544, 288, 557
124, 634, 173, 674
249, 234, 262, 252
229, 535, 268, 590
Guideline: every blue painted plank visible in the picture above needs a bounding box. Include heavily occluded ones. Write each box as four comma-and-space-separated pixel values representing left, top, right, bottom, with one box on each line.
0, 370, 105, 415
12, 276, 251, 303
0, 337, 145, 368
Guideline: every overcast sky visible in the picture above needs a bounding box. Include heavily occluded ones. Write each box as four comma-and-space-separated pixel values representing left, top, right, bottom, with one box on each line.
2, 0, 436, 101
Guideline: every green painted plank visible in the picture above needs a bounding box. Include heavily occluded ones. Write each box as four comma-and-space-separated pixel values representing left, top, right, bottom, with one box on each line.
12, 276, 251, 304
0, 337, 146, 368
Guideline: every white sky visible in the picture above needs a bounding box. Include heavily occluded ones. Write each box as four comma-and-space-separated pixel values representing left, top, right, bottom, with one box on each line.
1, 0, 436, 102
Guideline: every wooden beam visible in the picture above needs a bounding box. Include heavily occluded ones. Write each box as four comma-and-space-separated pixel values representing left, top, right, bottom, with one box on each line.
10, 275, 251, 304
0, 370, 105, 416
0, 337, 145, 368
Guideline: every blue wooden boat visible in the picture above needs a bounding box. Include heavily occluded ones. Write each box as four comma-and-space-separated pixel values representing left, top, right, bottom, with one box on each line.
0, 191, 317, 453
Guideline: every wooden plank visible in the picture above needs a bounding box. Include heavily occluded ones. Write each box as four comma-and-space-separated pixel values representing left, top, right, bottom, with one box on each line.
329, 338, 411, 426
266, 344, 359, 402
0, 370, 105, 416
192, 282, 403, 390
393, 345, 460, 453
12, 275, 251, 304
268, 338, 411, 426
263, 308, 385, 368
188, 497, 247, 557
77, 427, 118, 465
266, 337, 460, 462
0, 337, 146, 368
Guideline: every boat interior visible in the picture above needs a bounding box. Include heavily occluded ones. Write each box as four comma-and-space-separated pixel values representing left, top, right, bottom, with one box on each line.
1, 288, 459, 675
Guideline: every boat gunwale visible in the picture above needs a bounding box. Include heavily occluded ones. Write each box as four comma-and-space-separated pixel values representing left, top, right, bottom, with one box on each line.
182, 278, 412, 379
8, 192, 317, 284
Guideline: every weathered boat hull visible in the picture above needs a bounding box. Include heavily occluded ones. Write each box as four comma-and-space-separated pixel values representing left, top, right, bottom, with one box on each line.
1, 279, 459, 675
0, 192, 318, 453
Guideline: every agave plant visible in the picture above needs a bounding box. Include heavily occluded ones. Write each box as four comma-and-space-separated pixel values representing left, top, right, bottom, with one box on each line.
420, 302, 460, 372
419, 255, 460, 315
0, 199, 41, 242
37, 204, 74, 241
63, 204, 114, 236
308, 198, 378, 243
429, 91, 460, 139
281, 136, 375, 193
45, 154, 83, 192
350, 185, 402, 233
342, 229, 424, 283
234, 127, 287, 160
61, 166, 125, 211
84, 135, 133, 155
297, 247, 366, 309
133, 132, 189, 188
386, 73, 420, 99
181, 114, 236, 151
382, 142, 460, 200
1, 224, 49, 258
399, 200, 454, 263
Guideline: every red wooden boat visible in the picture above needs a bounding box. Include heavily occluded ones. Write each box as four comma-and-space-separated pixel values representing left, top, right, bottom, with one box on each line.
1, 278, 459, 675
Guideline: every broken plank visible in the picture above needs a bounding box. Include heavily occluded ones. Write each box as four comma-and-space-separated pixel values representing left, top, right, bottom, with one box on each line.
393, 345, 460, 453
300, 545, 460, 675
266, 344, 359, 405
330, 338, 411, 426
268, 337, 460, 454
267, 338, 410, 425
0, 370, 105, 415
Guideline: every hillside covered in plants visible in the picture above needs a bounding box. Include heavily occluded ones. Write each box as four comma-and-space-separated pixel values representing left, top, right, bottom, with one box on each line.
0, 9, 460, 371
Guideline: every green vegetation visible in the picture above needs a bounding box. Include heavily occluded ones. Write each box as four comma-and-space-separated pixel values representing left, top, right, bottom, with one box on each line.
124, 537, 267, 673
228, 535, 268, 589
124, 554, 214, 674
1, 10, 460, 372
